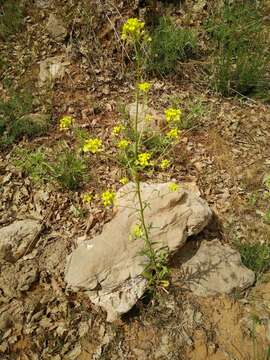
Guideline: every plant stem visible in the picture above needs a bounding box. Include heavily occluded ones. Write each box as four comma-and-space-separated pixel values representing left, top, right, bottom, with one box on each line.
135, 175, 157, 267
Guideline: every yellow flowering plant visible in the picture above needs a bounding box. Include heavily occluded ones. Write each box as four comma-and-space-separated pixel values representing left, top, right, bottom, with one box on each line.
102, 190, 116, 207
138, 82, 151, 93
112, 125, 125, 136
119, 177, 129, 185
168, 183, 179, 192
166, 128, 180, 141
117, 139, 130, 150
131, 224, 144, 239
121, 18, 145, 43
83, 138, 103, 154
160, 159, 170, 170
111, 18, 188, 290
59, 115, 73, 130
82, 193, 93, 204
136, 152, 152, 168
165, 108, 182, 123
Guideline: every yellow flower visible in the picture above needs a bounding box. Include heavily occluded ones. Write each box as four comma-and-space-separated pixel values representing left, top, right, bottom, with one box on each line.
160, 159, 170, 170
165, 108, 182, 123
138, 82, 151, 93
102, 190, 116, 207
168, 183, 179, 192
120, 177, 129, 185
131, 224, 143, 238
166, 128, 180, 140
136, 152, 152, 168
145, 114, 153, 122
117, 139, 130, 150
82, 193, 93, 204
83, 138, 103, 153
121, 18, 145, 42
112, 125, 124, 136
59, 115, 73, 130
159, 279, 170, 288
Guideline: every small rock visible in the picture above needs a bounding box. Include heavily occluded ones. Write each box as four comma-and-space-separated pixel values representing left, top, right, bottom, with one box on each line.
46, 14, 67, 41
0, 219, 42, 262
127, 103, 164, 133
39, 56, 70, 86
182, 239, 255, 296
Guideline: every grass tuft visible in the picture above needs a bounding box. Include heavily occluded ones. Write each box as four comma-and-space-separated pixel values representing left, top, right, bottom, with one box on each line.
237, 242, 270, 278
206, 1, 270, 96
146, 16, 197, 75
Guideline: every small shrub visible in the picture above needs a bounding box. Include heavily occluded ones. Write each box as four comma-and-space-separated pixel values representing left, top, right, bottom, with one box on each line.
50, 150, 88, 190
146, 16, 197, 75
0, 0, 25, 39
237, 242, 270, 278
206, 1, 269, 96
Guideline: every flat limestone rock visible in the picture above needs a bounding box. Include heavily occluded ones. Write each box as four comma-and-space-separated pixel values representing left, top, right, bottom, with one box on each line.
182, 240, 255, 296
65, 182, 212, 321
0, 220, 42, 262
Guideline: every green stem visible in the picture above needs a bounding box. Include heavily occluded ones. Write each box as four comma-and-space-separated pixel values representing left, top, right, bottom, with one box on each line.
135, 175, 157, 267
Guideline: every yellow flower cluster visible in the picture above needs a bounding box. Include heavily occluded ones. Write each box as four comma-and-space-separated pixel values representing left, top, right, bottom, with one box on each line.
59, 115, 73, 130
131, 224, 143, 238
112, 124, 124, 136
117, 139, 130, 150
165, 108, 182, 123
166, 128, 180, 140
160, 159, 170, 170
121, 18, 145, 42
83, 138, 103, 153
102, 190, 116, 207
136, 152, 152, 168
145, 114, 153, 122
168, 183, 179, 192
120, 177, 129, 185
138, 82, 151, 93
82, 193, 93, 204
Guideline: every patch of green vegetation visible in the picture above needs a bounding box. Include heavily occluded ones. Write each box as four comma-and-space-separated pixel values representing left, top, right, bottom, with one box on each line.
14, 145, 89, 191
206, 1, 269, 96
14, 147, 50, 183
237, 242, 270, 278
143, 132, 169, 157
264, 209, 270, 225
0, 0, 25, 39
171, 96, 205, 129
0, 89, 50, 149
146, 16, 197, 75
50, 150, 88, 190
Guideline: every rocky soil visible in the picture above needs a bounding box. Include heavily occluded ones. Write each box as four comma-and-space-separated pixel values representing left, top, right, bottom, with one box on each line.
0, 0, 270, 359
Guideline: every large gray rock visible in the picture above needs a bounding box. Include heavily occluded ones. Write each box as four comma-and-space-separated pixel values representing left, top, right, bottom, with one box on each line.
182, 240, 255, 296
65, 182, 212, 321
0, 220, 42, 262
